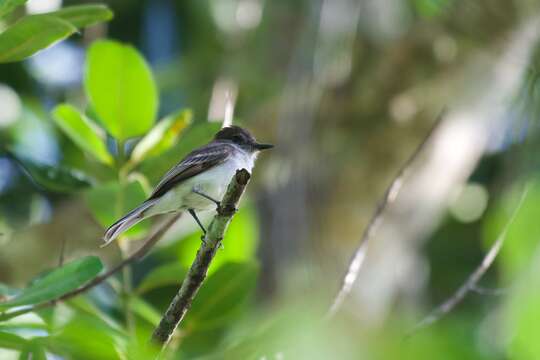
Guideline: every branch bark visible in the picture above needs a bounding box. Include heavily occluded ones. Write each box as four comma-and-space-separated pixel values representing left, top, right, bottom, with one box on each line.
406, 185, 529, 336
150, 169, 251, 347
327, 112, 444, 318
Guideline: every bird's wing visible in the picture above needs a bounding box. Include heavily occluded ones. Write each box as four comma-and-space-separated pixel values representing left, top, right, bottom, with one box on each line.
148, 142, 233, 200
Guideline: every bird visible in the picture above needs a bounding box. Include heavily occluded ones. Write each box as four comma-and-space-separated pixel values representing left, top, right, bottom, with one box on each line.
102, 125, 273, 247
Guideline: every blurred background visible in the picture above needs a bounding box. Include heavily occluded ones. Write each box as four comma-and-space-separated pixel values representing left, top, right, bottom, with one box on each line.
2, 0, 540, 359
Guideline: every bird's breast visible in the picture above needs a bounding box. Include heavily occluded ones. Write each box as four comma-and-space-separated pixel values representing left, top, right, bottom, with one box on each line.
181, 152, 254, 211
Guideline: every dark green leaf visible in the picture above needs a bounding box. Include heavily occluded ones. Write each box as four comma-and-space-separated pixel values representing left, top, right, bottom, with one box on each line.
19, 340, 47, 360
52, 104, 113, 165
0, 256, 103, 310
8, 150, 92, 193
184, 262, 258, 332
0, 15, 76, 63
85, 39, 158, 140
84, 179, 149, 238
136, 263, 186, 294
0, 0, 26, 19
130, 109, 192, 164
47, 314, 121, 360
48, 4, 113, 28
0, 331, 27, 350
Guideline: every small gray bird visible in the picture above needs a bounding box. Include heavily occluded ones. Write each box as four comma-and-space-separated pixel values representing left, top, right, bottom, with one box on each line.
102, 126, 273, 246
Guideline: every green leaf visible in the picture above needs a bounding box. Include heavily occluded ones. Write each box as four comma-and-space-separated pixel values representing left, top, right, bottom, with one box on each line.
84, 179, 149, 238
130, 297, 161, 326
19, 340, 47, 360
48, 314, 122, 360
48, 4, 113, 28
0, 331, 27, 350
0, 256, 103, 310
52, 104, 113, 165
0, 0, 26, 19
130, 109, 192, 164
177, 205, 259, 275
0, 15, 76, 63
85, 39, 158, 140
0, 284, 19, 298
136, 263, 186, 294
8, 150, 92, 193
183, 262, 258, 332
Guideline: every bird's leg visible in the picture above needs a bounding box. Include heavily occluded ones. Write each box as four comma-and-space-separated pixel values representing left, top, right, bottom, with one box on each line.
192, 188, 221, 208
188, 209, 207, 244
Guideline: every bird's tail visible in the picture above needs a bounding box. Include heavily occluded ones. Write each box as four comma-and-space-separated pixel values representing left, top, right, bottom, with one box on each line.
101, 199, 157, 247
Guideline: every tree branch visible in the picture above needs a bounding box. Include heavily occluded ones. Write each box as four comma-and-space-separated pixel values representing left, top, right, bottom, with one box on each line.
327, 113, 444, 318
406, 185, 529, 336
0, 214, 181, 321
150, 169, 251, 347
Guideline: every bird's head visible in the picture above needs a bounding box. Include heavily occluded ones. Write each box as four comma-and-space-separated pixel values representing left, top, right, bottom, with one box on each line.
215, 126, 274, 153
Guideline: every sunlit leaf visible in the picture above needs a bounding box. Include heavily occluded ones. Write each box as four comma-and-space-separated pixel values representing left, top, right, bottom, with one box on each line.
85, 39, 158, 140
136, 263, 186, 294
0, 15, 76, 63
130, 109, 192, 164
0, 0, 27, 19
52, 104, 114, 165
8, 150, 92, 193
0, 256, 103, 310
49, 4, 113, 28
84, 178, 149, 238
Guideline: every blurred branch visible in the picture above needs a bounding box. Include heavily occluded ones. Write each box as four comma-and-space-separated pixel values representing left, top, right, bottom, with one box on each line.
406, 185, 529, 336
58, 237, 67, 267
151, 169, 251, 348
326, 111, 445, 318
470, 285, 508, 296
0, 214, 181, 321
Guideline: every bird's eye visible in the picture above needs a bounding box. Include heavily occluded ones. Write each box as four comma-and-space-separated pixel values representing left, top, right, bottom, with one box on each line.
232, 135, 243, 143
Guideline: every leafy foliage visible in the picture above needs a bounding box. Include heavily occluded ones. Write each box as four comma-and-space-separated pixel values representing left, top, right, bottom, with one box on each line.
0, 256, 103, 310
0, 3, 112, 63
0, 0, 27, 18
52, 104, 113, 165
0, 15, 76, 63
85, 40, 158, 140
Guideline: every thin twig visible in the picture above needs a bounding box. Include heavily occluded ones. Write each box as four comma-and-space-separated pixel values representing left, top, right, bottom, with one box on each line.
470, 285, 508, 296
58, 237, 67, 267
0, 214, 180, 321
151, 169, 251, 348
326, 112, 445, 318
406, 185, 529, 336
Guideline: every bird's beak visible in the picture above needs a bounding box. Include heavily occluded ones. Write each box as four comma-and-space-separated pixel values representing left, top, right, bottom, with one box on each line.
254, 142, 274, 150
